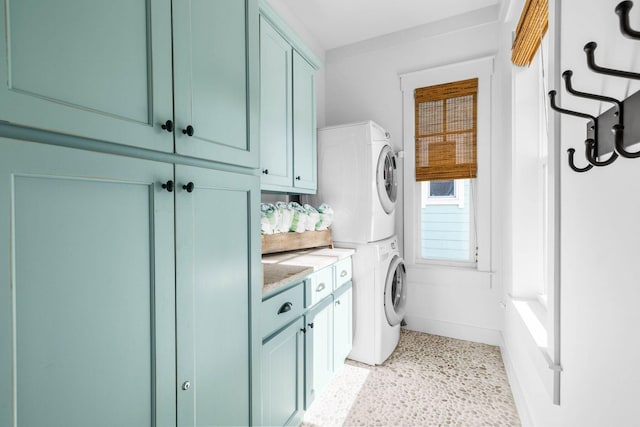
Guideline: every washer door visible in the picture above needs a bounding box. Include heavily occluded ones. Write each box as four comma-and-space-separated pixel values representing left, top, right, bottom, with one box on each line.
376, 144, 398, 214
384, 256, 407, 326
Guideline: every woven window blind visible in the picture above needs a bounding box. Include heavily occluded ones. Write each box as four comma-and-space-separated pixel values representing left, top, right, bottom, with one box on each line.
511, 0, 548, 66
414, 78, 478, 182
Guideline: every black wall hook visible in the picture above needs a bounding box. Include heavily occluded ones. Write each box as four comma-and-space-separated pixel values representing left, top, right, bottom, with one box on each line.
584, 41, 640, 79
612, 123, 640, 157
548, 90, 598, 137
585, 138, 618, 165
567, 144, 595, 173
548, 90, 598, 124
615, 1, 640, 39
562, 70, 623, 125
548, 1, 640, 173
561, 71, 620, 165
548, 90, 603, 171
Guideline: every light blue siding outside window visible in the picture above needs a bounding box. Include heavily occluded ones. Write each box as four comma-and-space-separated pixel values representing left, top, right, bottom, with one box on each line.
421, 179, 472, 261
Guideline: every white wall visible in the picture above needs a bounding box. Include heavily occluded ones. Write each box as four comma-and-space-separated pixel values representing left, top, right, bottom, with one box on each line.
324, 8, 508, 345
502, 0, 640, 424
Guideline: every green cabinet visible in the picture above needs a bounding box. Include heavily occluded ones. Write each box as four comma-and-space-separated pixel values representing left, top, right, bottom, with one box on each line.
175, 165, 259, 425
0, 138, 176, 426
0, 0, 173, 152
0, 0, 259, 167
333, 283, 353, 369
0, 138, 261, 426
261, 317, 305, 427
292, 51, 317, 192
304, 297, 334, 409
172, 0, 259, 167
260, 256, 353, 425
259, 16, 293, 188
258, 6, 320, 194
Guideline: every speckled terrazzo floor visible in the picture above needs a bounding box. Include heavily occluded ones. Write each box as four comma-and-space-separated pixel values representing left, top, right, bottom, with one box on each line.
301, 329, 521, 427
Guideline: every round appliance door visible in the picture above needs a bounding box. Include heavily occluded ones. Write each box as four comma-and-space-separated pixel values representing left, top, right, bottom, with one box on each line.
384, 255, 407, 326
376, 144, 398, 214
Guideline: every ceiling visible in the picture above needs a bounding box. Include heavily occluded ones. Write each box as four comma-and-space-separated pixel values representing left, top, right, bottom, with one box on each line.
278, 0, 502, 51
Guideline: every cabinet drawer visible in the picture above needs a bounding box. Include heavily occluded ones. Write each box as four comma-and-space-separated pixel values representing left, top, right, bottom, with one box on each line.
334, 257, 352, 289
262, 282, 304, 339
306, 267, 333, 308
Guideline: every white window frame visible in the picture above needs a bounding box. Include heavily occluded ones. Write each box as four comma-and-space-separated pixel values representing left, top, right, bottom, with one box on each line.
400, 56, 493, 275
538, 35, 550, 307
422, 179, 465, 208
509, 12, 561, 404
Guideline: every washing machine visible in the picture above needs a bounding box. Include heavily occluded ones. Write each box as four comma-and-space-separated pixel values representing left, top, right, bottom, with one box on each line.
337, 235, 407, 365
308, 120, 398, 244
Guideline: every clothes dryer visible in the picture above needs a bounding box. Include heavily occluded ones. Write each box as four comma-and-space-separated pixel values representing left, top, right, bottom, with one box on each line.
308, 121, 398, 243
337, 235, 407, 365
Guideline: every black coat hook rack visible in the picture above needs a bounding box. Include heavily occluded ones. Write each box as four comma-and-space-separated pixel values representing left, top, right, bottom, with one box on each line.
548, 1, 640, 172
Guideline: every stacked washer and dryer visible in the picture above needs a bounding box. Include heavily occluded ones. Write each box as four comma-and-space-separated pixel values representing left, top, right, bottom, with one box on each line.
308, 120, 407, 366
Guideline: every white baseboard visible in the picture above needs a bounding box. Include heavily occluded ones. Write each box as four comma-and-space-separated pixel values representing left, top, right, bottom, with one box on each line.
402, 315, 501, 346
499, 334, 534, 427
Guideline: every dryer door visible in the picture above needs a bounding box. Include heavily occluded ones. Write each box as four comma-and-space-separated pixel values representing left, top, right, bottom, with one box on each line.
376, 144, 398, 214
384, 255, 407, 326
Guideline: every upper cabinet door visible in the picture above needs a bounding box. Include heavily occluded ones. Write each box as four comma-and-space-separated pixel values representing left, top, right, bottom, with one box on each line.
292, 51, 317, 192
259, 16, 293, 188
0, 0, 174, 152
172, 0, 259, 168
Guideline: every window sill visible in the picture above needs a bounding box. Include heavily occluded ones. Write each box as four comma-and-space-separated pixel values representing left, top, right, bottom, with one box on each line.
505, 297, 558, 404
406, 262, 493, 287
511, 297, 547, 349
414, 258, 477, 269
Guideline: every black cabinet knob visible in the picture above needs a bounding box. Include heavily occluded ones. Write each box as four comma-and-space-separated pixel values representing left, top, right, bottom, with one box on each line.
161, 180, 174, 192
161, 120, 174, 132
182, 182, 195, 193
295, 176, 301, 180
262, 169, 269, 175
307, 322, 314, 329
182, 125, 194, 137
300, 327, 307, 334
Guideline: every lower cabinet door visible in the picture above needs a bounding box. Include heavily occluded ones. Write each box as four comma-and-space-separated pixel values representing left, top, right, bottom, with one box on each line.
261, 317, 305, 427
304, 297, 334, 409
175, 165, 260, 426
0, 138, 176, 427
334, 283, 353, 368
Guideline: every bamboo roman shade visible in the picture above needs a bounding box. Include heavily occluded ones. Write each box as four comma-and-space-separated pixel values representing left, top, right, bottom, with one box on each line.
414, 78, 478, 182
511, 0, 548, 66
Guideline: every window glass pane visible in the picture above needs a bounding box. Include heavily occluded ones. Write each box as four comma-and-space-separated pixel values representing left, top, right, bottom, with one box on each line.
421, 179, 474, 262
429, 180, 455, 197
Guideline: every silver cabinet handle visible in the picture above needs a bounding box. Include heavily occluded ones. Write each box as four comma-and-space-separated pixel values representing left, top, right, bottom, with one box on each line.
340, 270, 347, 278
182, 381, 191, 391
316, 282, 326, 292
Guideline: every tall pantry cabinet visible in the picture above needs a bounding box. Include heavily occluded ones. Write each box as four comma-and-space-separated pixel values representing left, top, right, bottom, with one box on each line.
0, 0, 262, 426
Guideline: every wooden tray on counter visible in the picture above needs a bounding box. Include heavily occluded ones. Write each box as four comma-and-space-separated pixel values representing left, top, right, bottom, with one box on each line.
262, 229, 333, 254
